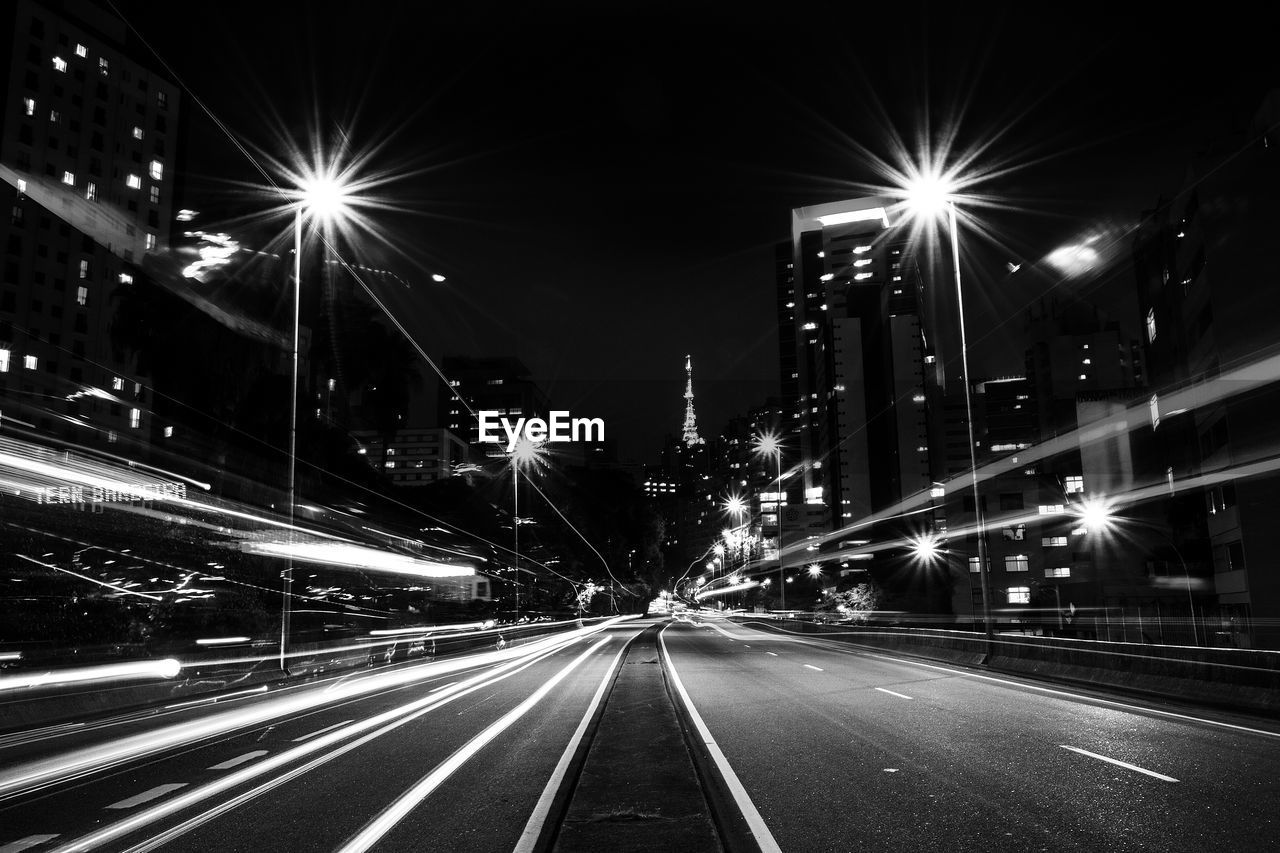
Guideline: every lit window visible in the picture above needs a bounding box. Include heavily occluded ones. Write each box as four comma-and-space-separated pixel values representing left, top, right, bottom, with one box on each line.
1078, 374, 1087, 380
164, 426, 174, 438
130, 408, 141, 428
1007, 587, 1031, 604
1146, 308, 1157, 343
52, 56, 67, 73
23, 97, 35, 116
17, 179, 26, 195
486, 378, 504, 385
62, 171, 75, 186
75, 43, 87, 58
49, 109, 60, 122
79, 259, 89, 279
23, 354, 38, 370
85, 182, 97, 201
854, 245, 870, 253
820, 273, 834, 282
1046, 567, 1071, 578
854, 272, 873, 280
126, 174, 141, 190
854, 258, 872, 267
149, 160, 163, 180
98, 57, 109, 75
1149, 393, 1161, 430
1065, 475, 1084, 494
133, 126, 144, 140
108, 430, 117, 443
112, 376, 124, 390
0, 348, 8, 372
1082, 358, 1091, 365
157, 91, 167, 109
802, 322, 817, 330
149, 186, 159, 204
1042, 536, 1068, 547
968, 556, 989, 573
1038, 504, 1065, 515
1004, 555, 1029, 572
119, 272, 133, 285
76, 286, 88, 305
145, 233, 156, 250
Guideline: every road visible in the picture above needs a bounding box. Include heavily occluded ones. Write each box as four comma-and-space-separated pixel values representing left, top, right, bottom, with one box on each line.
1, 615, 1277, 852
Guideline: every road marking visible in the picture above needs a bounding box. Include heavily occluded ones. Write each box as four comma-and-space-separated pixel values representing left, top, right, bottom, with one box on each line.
0, 835, 59, 853
514, 640, 628, 853
875, 687, 913, 700
765, 652, 778, 657
660, 626, 783, 853
292, 720, 354, 742
428, 681, 458, 693
1059, 745, 1178, 782
803, 664, 824, 672
106, 784, 188, 810
741, 624, 1280, 741
704, 621, 741, 642
337, 637, 613, 853
207, 751, 268, 770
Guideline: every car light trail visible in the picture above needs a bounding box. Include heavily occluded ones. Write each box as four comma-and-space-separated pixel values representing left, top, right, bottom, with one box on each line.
0, 658, 180, 692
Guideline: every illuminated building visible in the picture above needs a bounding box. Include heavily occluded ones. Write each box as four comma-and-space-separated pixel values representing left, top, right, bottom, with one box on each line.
437, 355, 548, 460
0, 0, 180, 448
353, 426, 469, 486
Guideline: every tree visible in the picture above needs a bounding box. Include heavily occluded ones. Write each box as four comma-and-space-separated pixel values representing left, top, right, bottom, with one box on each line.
815, 583, 884, 623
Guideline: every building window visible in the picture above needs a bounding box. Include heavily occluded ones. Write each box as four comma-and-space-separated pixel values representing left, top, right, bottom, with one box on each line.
23, 97, 35, 116
129, 408, 141, 428
1226, 541, 1245, 572
149, 185, 159, 204
149, 160, 163, 180
0, 348, 8, 372
119, 272, 133, 285
99, 57, 109, 76
156, 90, 167, 109
145, 233, 156, 250
75, 43, 87, 58
163, 425, 174, 438
62, 171, 75, 186
1065, 475, 1084, 494
78, 259, 89, 279
968, 556, 989, 574
52, 56, 67, 73
1149, 393, 1160, 430
1007, 587, 1031, 604
1146, 308, 1157, 343
1046, 567, 1071, 578
112, 376, 124, 390
126, 174, 141, 190
1004, 555, 1029, 572
1041, 536, 1068, 547
76, 285, 87, 305
1038, 504, 1065, 515
49, 109, 60, 123
1002, 525, 1026, 541
23, 354, 37, 370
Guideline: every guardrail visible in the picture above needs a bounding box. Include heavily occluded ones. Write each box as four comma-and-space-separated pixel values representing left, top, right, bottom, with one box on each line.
729, 616, 1280, 716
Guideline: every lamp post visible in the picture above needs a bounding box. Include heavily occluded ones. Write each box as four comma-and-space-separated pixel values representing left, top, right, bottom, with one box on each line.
902, 178, 994, 654
753, 432, 786, 613
280, 176, 351, 673
509, 436, 545, 623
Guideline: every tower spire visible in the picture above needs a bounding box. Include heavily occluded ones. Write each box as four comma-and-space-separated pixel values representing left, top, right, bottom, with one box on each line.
681, 354, 704, 446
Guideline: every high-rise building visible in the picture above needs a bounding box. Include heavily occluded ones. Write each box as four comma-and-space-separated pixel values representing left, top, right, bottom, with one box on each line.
0, 0, 181, 449
437, 355, 548, 461
781, 196, 939, 540
352, 426, 469, 487
1130, 89, 1280, 648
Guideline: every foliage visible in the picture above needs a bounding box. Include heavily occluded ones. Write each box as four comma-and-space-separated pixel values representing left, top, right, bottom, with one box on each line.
815, 583, 883, 623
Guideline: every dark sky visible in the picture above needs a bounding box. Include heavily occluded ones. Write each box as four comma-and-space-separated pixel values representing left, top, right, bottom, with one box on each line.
108, 1, 1278, 461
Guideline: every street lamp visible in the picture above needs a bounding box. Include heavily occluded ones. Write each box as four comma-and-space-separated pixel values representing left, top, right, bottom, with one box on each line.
279, 174, 353, 672
509, 436, 546, 624
753, 431, 786, 613
901, 173, 994, 653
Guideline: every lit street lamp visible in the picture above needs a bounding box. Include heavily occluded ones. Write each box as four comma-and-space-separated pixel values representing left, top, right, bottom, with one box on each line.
280, 174, 352, 672
901, 173, 994, 652
753, 432, 786, 612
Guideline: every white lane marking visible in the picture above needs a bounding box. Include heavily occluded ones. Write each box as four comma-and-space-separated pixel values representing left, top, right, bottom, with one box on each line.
513, 640, 628, 853
745, 627, 1280, 741
207, 751, 268, 771
47, 632, 605, 853
336, 637, 613, 853
1059, 745, 1179, 782
106, 784, 188, 810
0, 835, 59, 853
875, 687, 913, 700
803, 664, 823, 672
765, 652, 778, 657
660, 626, 783, 853
428, 681, 458, 693
292, 720, 354, 742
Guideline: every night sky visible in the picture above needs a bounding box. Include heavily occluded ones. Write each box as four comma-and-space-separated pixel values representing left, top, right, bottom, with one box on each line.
108, 1, 1277, 461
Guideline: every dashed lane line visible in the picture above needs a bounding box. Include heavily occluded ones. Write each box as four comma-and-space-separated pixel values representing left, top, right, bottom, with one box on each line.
803, 664, 824, 672
1059, 745, 1179, 782
0, 835, 59, 853
106, 784, 188, 810
207, 751, 268, 771
874, 687, 913, 700
292, 720, 354, 742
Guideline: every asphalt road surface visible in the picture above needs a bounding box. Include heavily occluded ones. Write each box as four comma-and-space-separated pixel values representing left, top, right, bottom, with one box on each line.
2, 615, 1276, 852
